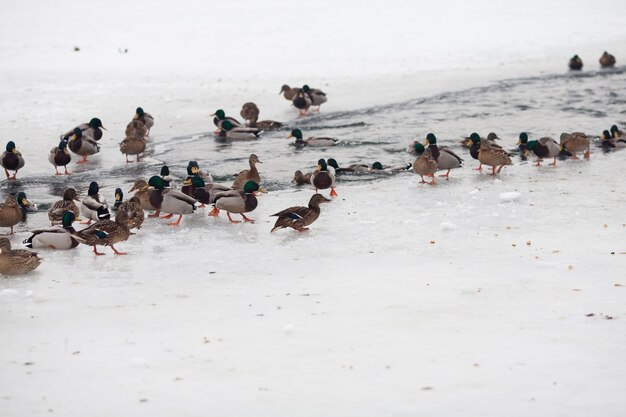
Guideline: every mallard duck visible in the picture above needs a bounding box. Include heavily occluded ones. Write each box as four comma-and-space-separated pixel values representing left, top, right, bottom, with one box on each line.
560, 132, 590, 159
599, 51, 616, 68
423, 133, 463, 178
292, 89, 312, 116
600, 130, 626, 149
128, 179, 160, 217
279, 84, 301, 101
271, 193, 331, 232
24, 211, 79, 250
181, 161, 211, 199
125, 119, 148, 139
134, 107, 154, 134
303, 85, 327, 112
211, 109, 243, 131
413, 147, 438, 185
370, 162, 413, 173
49, 138, 71, 175
119, 135, 147, 163
0, 193, 29, 235
183, 175, 230, 209
113, 188, 124, 211
523, 136, 561, 166
66, 127, 100, 164
327, 158, 368, 174
1, 141, 25, 180
209, 180, 259, 223
459, 132, 500, 148
610, 125, 624, 139
293, 170, 313, 185
80, 181, 110, 224
407, 141, 425, 156
72, 209, 132, 255
569, 54, 583, 70
232, 154, 262, 190
288, 129, 338, 147
118, 196, 144, 230
48, 188, 80, 225
217, 120, 261, 141
0, 238, 42, 275
147, 176, 198, 226
240, 102, 283, 130
160, 165, 174, 188
310, 159, 337, 196
478, 139, 512, 175
63, 118, 106, 141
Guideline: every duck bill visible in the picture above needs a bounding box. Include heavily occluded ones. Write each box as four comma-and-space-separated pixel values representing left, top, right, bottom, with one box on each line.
287, 134, 293, 139
101, 126, 107, 131
258, 187, 268, 194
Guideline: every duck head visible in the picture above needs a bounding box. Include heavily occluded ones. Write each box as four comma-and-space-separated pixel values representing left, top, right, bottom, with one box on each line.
148, 176, 165, 190
371, 161, 383, 170
317, 158, 328, 172
601, 130, 612, 141
16, 192, 29, 208
63, 188, 79, 202
288, 129, 303, 140
135, 107, 145, 119
517, 132, 528, 145
327, 158, 339, 170
160, 164, 170, 177
413, 142, 425, 155
211, 109, 226, 120
187, 161, 200, 175
469, 132, 481, 145
424, 133, 437, 145
129, 179, 148, 192
243, 180, 260, 194
62, 211, 76, 229
88, 118, 105, 130
5, 141, 17, 153
88, 181, 100, 196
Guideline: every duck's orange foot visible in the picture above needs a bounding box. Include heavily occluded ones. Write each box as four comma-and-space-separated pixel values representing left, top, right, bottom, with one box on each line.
330, 187, 338, 197
208, 207, 220, 217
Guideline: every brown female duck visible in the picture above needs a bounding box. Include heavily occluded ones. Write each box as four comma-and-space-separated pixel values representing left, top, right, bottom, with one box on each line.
271, 194, 331, 232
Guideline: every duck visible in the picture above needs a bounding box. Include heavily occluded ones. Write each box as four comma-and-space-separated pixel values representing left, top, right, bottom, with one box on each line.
292, 89, 312, 116
560, 132, 590, 159
310, 159, 337, 196
209, 180, 259, 223
569, 54, 583, 70
460, 132, 500, 148
240, 102, 283, 130
413, 147, 438, 185
271, 193, 331, 232
599, 51, 616, 68
0, 238, 42, 275
610, 125, 624, 139
0, 193, 30, 235
279, 84, 301, 101
118, 196, 144, 230
369, 161, 413, 173
160, 165, 174, 188
211, 109, 243, 131
128, 179, 160, 217
80, 181, 110, 224
327, 158, 369, 175
232, 154, 262, 191
113, 188, 124, 211
24, 211, 80, 250
181, 161, 212, 199
66, 127, 100, 164
423, 133, 463, 178
293, 170, 314, 185
63, 118, 106, 142
288, 129, 338, 147
125, 119, 148, 139
49, 138, 71, 175
147, 176, 198, 226
72, 209, 133, 255
183, 175, 231, 209
133, 107, 154, 134
48, 188, 80, 225
303, 85, 327, 112
119, 135, 147, 163
522, 136, 561, 166
600, 130, 626, 149
1, 141, 25, 180
407, 141, 426, 156
217, 120, 261, 141
478, 139, 512, 175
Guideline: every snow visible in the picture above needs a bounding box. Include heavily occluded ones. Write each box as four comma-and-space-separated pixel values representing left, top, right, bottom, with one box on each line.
1, 0, 626, 416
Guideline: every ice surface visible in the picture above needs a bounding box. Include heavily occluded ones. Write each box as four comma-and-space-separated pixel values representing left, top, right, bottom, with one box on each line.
1, 1, 626, 416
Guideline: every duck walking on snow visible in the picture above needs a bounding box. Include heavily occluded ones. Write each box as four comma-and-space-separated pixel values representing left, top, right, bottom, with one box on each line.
271, 194, 331, 232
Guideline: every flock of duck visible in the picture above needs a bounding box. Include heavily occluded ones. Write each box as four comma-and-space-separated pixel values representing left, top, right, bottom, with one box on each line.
0, 77, 625, 276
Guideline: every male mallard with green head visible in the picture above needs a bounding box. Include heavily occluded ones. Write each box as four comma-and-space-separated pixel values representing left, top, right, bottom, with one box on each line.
211, 109, 243, 132
407, 141, 425, 156
310, 159, 337, 196
271, 193, 331, 232
240, 102, 283, 130
0, 238, 42, 275
521, 136, 561, 166
49, 188, 80, 225
80, 181, 110, 224
292, 89, 312, 116
66, 127, 100, 164
1, 141, 25, 180
24, 212, 80, 250
209, 180, 259, 223
72, 209, 133, 255
423, 133, 463, 178
303, 85, 327, 112
217, 120, 261, 141
49, 138, 71, 175
147, 176, 199, 226
288, 129, 338, 147
133, 107, 154, 134
610, 125, 624, 139
600, 129, 626, 149
413, 147, 438, 185
0, 193, 30, 235
560, 132, 590, 159
569, 54, 583, 70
